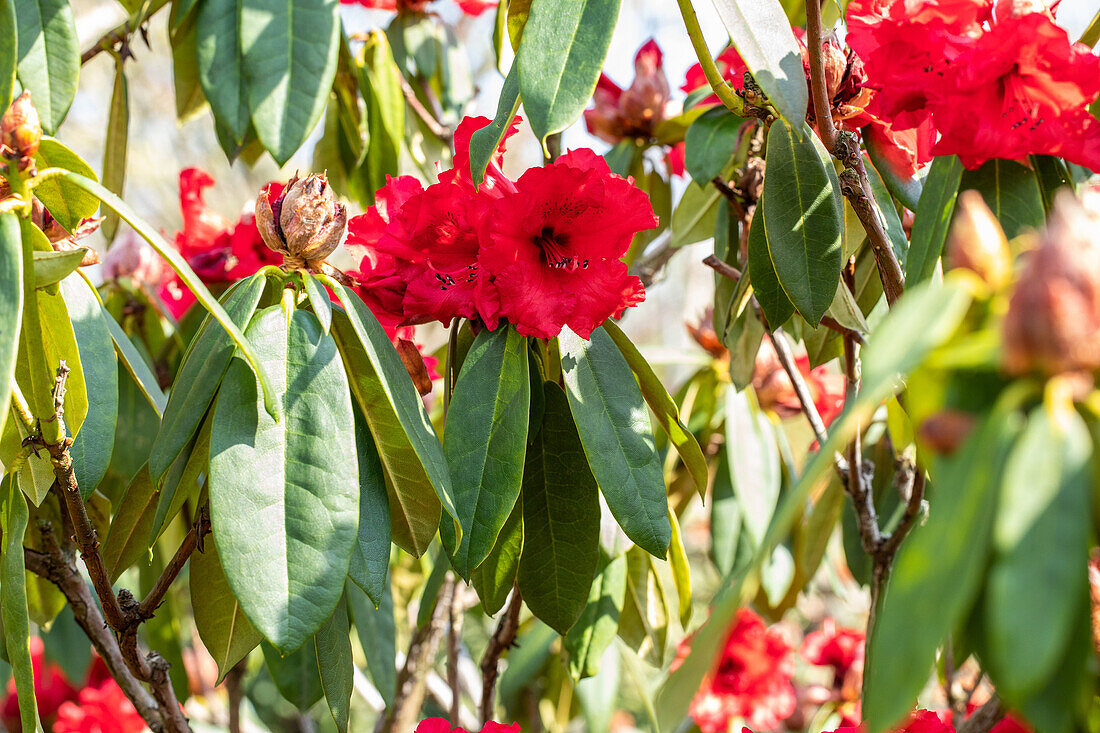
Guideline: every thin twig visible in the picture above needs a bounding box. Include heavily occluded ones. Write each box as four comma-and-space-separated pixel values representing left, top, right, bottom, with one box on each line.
226, 659, 247, 733
805, 0, 838, 151
137, 506, 211, 621
958, 696, 1007, 733
397, 73, 453, 143
629, 231, 675, 289
771, 330, 832, 451
479, 588, 523, 725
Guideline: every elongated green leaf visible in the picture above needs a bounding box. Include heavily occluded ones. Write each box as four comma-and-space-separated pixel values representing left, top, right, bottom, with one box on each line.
149, 412, 210, 544
191, 535, 263, 683
302, 273, 332, 334
601, 320, 707, 496
469, 63, 520, 189
101, 60, 129, 244
357, 30, 404, 196
262, 640, 324, 711
346, 579, 396, 706
196, 0, 249, 143
865, 156, 908, 268
617, 547, 670, 666
315, 595, 353, 733
0, 214, 21, 438
960, 159, 1045, 239
60, 275, 117, 497
518, 382, 601, 634
560, 327, 669, 557
441, 326, 529, 578
748, 206, 796, 328
324, 279, 455, 553
684, 106, 742, 186
565, 551, 627, 680
984, 404, 1091, 698
1, 475, 39, 733
726, 388, 780, 547
671, 179, 721, 247
864, 409, 1024, 732
62, 173, 281, 420
516, 0, 620, 146
906, 154, 963, 285
101, 465, 159, 581
13, 0, 78, 133
240, 0, 339, 165
710, 0, 808, 128
1079, 7, 1100, 46
472, 499, 522, 615
0, 0, 14, 109
150, 274, 265, 483
348, 411, 391, 606
101, 307, 167, 416
761, 120, 842, 324
32, 138, 99, 233
210, 306, 358, 653
865, 132, 923, 211
32, 248, 85, 289
170, 0, 207, 122
709, 451, 743, 576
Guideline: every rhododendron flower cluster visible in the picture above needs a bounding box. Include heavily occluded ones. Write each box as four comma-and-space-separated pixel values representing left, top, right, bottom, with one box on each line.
338, 0, 496, 15
677, 608, 797, 733
824, 706, 1032, 733
158, 168, 283, 319
847, 0, 1100, 170
752, 339, 846, 426
347, 116, 657, 339
415, 719, 519, 733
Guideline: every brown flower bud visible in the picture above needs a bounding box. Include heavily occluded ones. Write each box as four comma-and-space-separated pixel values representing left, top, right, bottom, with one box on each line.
395, 338, 433, 396
1003, 190, 1100, 376
918, 409, 976, 455
255, 173, 347, 265
1, 91, 42, 164
945, 190, 1012, 289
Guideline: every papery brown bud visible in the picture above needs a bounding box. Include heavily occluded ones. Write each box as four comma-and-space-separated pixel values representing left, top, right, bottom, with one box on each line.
945, 190, 1012, 289
395, 338, 433, 396
918, 409, 976, 454
256, 173, 347, 265
1, 92, 42, 163
821, 41, 849, 102
1003, 190, 1100, 376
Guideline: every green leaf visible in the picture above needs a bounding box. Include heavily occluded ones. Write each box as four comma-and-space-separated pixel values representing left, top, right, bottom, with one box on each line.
864, 409, 1024, 732
618, 547, 670, 666
865, 155, 908, 269
564, 551, 627, 680
906, 154, 963, 286
984, 404, 1092, 698
102, 307, 168, 417
32, 248, 85, 289
960, 158, 1045, 239
100, 465, 159, 582
348, 411, 391, 606
0, 214, 22, 438
149, 411, 210, 545
346, 579, 396, 706
441, 326, 529, 578
315, 595, 353, 733
668, 509, 692, 627
61, 173, 282, 420
518, 382, 601, 634
197, 0, 250, 143
210, 306, 359, 653
150, 274, 265, 483
1030, 155, 1073, 212
472, 499, 523, 616
1, 474, 39, 733
469, 63, 519, 189
710, 0, 808, 128
32, 138, 100, 233
560, 327, 669, 557
684, 106, 742, 186
302, 272, 332, 335
60, 275, 118, 497
240, 0, 339, 165
13, 0, 78, 133
601, 320, 708, 496
865, 132, 923, 211
709, 451, 743, 576
671, 180, 721, 247
262, 640, 324, 711
100, 60, 129, 244
324, 279, 454, 555
515, 0, 620, 146
726, 388, 780, 548
748, 205, 796, 329
191, 534, 263, 683
0, 0, 14, 109
357, 30, 404, 196
761, 120, 843, 324
169, 0, 207, 122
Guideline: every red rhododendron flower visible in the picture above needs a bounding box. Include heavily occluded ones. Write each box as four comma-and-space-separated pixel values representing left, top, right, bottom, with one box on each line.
338, 0, 496, 14
53, 679, 147, 733
847, 0, 1100, 170
479, 148, 655, 339
1, 637, 79, 731
681, 608, 796, 732
802, 619, 865, 684
682, 45, 750, 104
830, 709, 955, 733
415, 718, 520, 733
752, 341, 846, 426
585, 39, 674, 144
158, 169, 283, 319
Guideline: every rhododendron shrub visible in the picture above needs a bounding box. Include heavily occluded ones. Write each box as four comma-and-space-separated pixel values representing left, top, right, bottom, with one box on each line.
3, 0, 1100, 730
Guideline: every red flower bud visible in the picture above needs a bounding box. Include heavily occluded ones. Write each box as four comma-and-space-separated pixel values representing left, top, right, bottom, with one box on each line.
256, 173, 347, 264
945, 190, 1012, 289
1, 91, 42, 165
1003, 190, 1100, 376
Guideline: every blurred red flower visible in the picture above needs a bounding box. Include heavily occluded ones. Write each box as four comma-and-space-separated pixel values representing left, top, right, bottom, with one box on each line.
338, 0, 496, 14
680, 608, 797, 732
585, 39, 674, 144
158, 169, 283, 319
0, 637, 78, 731
415, 719, 520, 733
752, 340, 846, 427
830, 709, 955, 733
802, 619, 865, 685
53, 679, 147, 733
